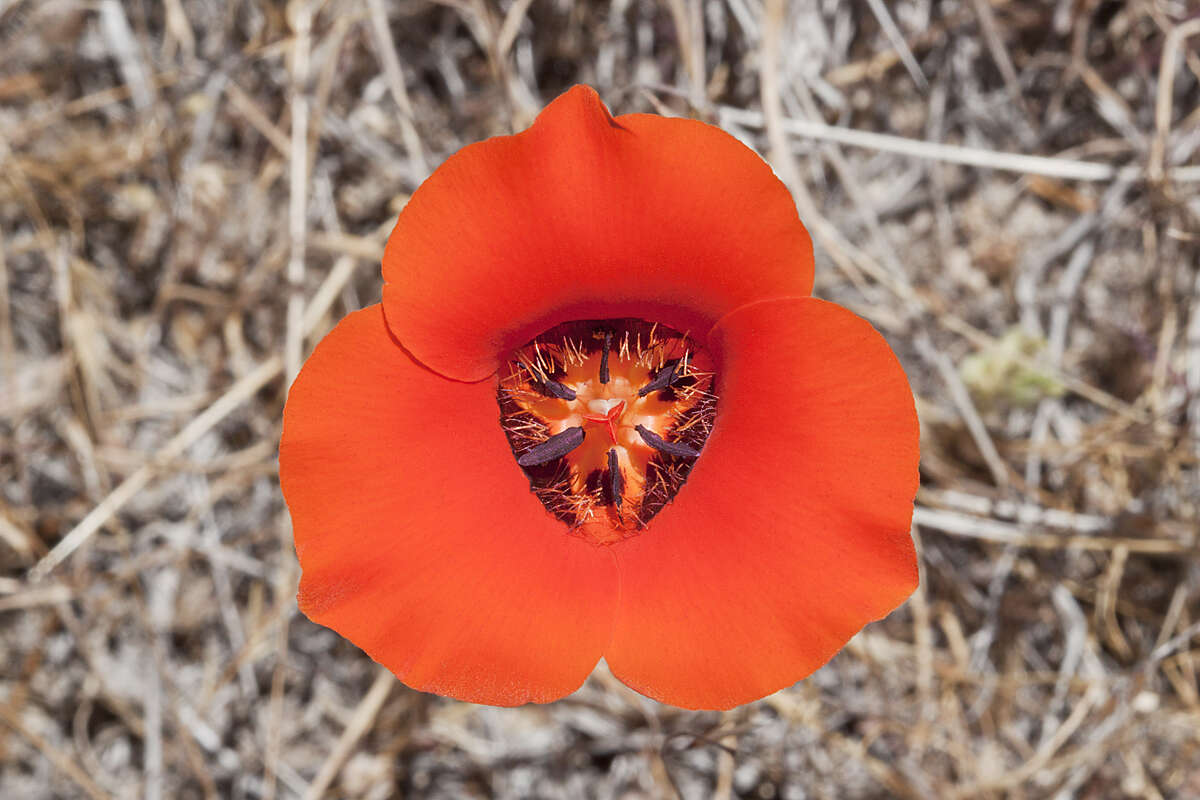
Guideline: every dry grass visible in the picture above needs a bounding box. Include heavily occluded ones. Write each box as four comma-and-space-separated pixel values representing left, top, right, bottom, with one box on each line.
2, 1, 1199, 798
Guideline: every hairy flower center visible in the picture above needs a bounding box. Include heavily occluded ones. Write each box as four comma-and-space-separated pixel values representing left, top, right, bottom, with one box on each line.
498, 319, 717, 544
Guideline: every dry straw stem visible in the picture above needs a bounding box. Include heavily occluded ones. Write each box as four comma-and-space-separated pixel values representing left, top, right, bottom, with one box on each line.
27, 356, 283, 581
720, 105, 1200, 183
300, 667, 394, 800
3, 1, 1200, 798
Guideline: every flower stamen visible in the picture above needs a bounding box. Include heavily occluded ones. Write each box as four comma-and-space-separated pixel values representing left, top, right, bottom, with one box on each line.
540, 378, 577, 400
516, 426, 586, 466
607, 448, 623, 512
598, 329, 612, 384
635, 424, 700, 458
637, 360, 679, 397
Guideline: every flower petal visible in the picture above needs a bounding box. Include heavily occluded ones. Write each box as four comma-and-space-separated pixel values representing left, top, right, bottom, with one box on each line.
605, 297, 919, 710
280, 306, 616, 705
382, 85, 814, 382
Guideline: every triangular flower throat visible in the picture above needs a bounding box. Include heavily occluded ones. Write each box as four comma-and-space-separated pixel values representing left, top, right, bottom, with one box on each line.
498, 319, 717, 544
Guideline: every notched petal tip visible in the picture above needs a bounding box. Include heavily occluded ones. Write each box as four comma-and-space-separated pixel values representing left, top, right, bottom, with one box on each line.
534, 84, 626, 134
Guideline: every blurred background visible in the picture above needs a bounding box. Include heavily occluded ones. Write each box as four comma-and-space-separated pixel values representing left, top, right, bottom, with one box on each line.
2, 0, 1199, 797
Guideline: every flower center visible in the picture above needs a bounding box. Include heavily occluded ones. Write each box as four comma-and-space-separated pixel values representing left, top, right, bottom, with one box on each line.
498, 319, 717, 544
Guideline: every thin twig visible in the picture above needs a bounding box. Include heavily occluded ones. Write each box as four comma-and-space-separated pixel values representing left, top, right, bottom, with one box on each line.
914, 506, 1188, 554
364, 0, 428, 176
0, 703, 116, 800
719, 105, 1200, 182
864, 0, 927, 90
916, 336, 1012, 491
301, 668, 394, 800
1149, 19, 1200, 182
27, 356, 284, 581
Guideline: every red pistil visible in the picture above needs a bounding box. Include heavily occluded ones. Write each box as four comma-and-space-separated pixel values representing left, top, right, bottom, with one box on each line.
583, 400, 625, 443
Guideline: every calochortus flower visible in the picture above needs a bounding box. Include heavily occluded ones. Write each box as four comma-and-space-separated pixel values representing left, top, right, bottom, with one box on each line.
280, 86, 919, 710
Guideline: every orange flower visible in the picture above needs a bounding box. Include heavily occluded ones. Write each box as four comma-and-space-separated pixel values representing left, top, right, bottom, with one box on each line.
279, 86, 919, 710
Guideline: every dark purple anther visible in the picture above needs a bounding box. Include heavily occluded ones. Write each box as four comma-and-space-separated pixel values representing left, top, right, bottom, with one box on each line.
637, 360, 679, 397
598, 330, 612, 384
517, 426, 586, 466
607, 448, 623, 510
635, 424, 700, 458
541, 379, 577, 400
